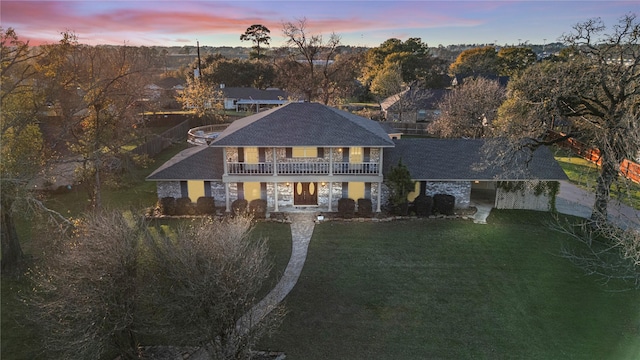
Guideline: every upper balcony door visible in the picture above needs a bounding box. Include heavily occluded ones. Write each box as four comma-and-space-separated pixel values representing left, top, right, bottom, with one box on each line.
294, 182, 318, 206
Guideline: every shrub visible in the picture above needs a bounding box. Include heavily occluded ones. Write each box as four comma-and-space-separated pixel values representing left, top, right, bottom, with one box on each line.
231, 199, 248, 215
433, 194, 455, 215
338, 198, 356, 219
176, 198, 195, 215
357, 198, 373, 217
249, 199, 267, 219
414, 195, 434, 217
158, 197, 176, 216
196, 197, 216, 215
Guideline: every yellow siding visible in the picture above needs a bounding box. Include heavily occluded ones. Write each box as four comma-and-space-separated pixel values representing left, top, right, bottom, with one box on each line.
244, 182, 261, 201
407, 181, 420, 202
348, 182, 365, 200
244, 147, 259, 164
349, 147, 363, 163
292, 147, 317, 157
187, 181, 205, 202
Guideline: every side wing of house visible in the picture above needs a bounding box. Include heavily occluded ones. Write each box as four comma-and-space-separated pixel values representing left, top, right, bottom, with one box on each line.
383, 138, 568, 211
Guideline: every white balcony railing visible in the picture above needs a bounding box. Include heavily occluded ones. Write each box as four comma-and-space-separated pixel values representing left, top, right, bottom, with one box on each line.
226, 161, 379, 175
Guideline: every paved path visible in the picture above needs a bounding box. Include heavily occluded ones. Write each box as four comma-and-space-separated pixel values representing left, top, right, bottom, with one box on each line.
556, 181, 639, 229
236, 212, 316, 334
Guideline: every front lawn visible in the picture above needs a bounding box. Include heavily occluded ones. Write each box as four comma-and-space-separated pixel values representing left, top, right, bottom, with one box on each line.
260, 211, 640, 359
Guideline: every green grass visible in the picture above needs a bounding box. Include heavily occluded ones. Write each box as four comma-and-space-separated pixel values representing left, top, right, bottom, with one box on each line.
555, 154, 640, 209
260, 211, 640, 359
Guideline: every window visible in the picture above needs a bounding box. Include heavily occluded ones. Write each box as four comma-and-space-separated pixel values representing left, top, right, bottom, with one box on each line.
417, 109, 427, 121
244, 147, 259, 164
349, 147, 363, 163
292, 147, 318, 158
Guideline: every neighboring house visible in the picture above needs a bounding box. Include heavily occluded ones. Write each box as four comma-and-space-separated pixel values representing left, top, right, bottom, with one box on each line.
451, 74, 509, 87
380, 87, 448, 123
147, 102, 567, 214
219, 86, 293, 112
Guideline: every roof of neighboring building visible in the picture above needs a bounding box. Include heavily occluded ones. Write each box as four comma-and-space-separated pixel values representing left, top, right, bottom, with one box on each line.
380, 87, 448, 112
146, 146, 224, 181
383, 138, 568, 181
221, 87, 288, 101
211, 102, 396, 147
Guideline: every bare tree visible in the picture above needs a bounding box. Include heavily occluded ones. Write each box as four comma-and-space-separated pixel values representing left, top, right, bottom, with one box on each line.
24, 211, 143, 359
495, 13, 640, 221
279, 18, 342, 103
1, 28, 49, 273
144, 215, 283, 359
429, 77, 505, 138
554, 217, 640, 289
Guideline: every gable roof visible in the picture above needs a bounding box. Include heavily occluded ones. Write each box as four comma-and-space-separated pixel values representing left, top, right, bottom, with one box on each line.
146, 146, 223, 181
383, 138, 568, 181
381, 88, 448, 112
211, 102, 395, 147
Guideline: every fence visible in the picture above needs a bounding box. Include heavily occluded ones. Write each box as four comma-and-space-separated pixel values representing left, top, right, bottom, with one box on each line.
131, 117, 203, 157
547, 130, 640, 183
389, 122, 431, 136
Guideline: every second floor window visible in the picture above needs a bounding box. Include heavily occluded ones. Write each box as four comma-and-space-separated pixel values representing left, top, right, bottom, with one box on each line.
244, 147, 259, 164
292, 147, 318, 158
349, 147, 363, 163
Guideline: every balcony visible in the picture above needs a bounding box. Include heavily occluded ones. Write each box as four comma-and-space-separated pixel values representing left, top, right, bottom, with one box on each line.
226, 161, 379, 175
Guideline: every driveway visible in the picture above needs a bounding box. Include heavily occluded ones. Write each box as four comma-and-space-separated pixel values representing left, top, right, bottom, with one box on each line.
555, 180, 639, 229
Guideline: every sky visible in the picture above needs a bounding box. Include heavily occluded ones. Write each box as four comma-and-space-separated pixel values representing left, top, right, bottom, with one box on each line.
2, 1, 638, 48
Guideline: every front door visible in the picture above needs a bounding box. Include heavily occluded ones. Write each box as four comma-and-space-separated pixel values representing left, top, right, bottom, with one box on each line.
294, 182, 317, 206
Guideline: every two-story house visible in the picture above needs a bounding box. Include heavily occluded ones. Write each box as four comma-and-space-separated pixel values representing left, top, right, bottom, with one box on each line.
148, 102, 395, 212
147, 102, 568, 214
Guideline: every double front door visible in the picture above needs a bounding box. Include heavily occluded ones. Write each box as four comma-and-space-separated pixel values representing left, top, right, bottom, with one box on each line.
293, 182, 317, 206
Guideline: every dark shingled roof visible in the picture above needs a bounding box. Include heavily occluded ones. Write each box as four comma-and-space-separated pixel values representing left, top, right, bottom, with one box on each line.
383, 138, 568, 181
211, 102, 395, 147
146, 146, 224, 181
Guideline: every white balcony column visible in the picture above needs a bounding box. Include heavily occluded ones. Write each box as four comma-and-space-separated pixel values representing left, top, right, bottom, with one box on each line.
225, 182, 231, 212
274, 182, 279, 212
329, 148, 334, 176
223, 148, 228, 175
378, 147, 383, 175
273, 147, 277, 176
376, 181, 382, 212
328, 182, 333, 212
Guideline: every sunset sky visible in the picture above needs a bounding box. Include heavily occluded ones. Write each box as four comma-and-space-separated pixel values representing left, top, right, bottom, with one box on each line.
2, 1, 637, 48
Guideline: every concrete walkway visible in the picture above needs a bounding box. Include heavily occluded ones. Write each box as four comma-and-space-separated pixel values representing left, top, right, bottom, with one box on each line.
236, 212, 316, 333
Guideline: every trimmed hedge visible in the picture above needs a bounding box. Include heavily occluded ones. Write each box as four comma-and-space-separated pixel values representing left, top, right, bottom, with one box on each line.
433, 194, 455, 215
231, 199, 248, 215
196, 197, 216, 215
338, 198, 356, 219
158, 197, 176, 216
414, 195, 434, 217
176, 197, 195, 215
357, 198, 373, 217
249, 199, 267, 219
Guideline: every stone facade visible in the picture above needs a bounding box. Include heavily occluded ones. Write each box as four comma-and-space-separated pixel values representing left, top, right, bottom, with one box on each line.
157, 181, 181, 198
424, 181, 472, 208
